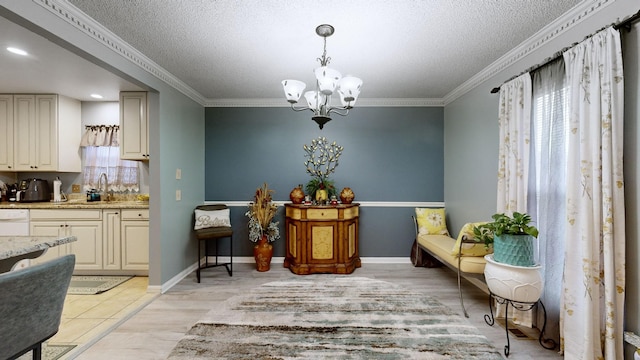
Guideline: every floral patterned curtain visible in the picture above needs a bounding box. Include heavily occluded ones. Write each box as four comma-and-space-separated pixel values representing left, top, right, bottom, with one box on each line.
496, 73, 534, 325
561, 27, 625, 358
497, 73, 532, 214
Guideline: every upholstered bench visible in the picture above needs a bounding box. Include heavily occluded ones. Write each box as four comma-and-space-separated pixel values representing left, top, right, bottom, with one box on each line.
411, 208, 491, 317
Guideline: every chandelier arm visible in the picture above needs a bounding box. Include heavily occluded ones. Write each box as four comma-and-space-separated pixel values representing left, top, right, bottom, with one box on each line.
326, 106, 351, 117
290, 103, 314, 113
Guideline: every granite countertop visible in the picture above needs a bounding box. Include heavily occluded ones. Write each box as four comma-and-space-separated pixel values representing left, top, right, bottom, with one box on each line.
0, 235, 77, 261
0, 200, 149, 209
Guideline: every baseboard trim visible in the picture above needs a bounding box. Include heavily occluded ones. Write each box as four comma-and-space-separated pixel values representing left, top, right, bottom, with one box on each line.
160, 256, 412, 292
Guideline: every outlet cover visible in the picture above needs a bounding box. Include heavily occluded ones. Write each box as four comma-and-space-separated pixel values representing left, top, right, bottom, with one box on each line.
72, 184, 81, 193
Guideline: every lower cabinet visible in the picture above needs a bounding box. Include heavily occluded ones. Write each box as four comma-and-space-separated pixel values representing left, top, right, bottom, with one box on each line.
30, 208, 149, 274
120, 209, 149, 270
30, 209, 103, 270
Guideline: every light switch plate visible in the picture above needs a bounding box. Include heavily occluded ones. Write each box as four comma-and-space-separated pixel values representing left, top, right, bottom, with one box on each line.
176, 168, 182, 180
176, 189, 181, 201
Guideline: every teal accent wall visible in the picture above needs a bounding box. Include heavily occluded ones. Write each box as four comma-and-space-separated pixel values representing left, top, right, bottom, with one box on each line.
204, 106, 444, 257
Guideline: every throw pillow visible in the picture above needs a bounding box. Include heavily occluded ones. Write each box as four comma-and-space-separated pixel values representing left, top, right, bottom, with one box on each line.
451, 222, 493, 256
194, 209, 231, 230
415, 208, 450, 236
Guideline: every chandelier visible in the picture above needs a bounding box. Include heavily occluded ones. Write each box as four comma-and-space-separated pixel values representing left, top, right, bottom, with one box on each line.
282, 24, 363, 129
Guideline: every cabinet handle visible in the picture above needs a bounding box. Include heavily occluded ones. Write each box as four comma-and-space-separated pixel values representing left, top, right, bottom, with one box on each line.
7, 166, 11, 169
138, 213, 143, 217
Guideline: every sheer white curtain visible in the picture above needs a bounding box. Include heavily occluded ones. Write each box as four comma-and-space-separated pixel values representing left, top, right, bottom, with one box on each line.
497, 73, 532, 214
561, 27, 625, 359
81, 126, 139, 192
529, 57, 567, 344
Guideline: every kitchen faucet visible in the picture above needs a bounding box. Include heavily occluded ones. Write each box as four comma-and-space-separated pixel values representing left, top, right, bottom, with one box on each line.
97, 172, 111, 202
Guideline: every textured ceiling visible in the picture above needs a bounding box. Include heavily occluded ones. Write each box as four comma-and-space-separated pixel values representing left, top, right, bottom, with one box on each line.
67, 0, 582, 103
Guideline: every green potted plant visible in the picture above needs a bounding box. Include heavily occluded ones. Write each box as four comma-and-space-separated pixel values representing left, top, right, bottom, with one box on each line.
473, 212, 539, 267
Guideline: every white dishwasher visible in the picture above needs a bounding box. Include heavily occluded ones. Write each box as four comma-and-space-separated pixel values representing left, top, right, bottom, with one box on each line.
0, 209, 30, 236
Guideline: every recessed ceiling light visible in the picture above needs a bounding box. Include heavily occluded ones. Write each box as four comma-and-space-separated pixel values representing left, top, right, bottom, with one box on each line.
90, 94, 104, 99
7, 47, 28, 56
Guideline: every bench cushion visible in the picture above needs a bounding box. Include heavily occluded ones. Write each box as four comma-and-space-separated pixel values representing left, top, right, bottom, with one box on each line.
417, 234, 486, 274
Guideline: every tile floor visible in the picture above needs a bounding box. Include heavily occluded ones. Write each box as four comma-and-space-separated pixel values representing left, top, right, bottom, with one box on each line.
50, 276, 157, 359
71, 262, 563, 359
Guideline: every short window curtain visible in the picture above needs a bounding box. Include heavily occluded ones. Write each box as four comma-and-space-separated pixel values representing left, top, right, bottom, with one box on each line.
81, 126, 139, 192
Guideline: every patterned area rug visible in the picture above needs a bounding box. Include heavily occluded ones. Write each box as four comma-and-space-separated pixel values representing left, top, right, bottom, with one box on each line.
68, 275, 133, 295
168, 277, 502, 359
17, 344, 75, 360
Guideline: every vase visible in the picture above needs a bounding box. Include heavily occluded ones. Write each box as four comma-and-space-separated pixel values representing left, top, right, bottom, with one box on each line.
315, 189, 328, 202
254, 235, 273, 272
484, 254, 543, 303
339, 187, 355, 204
493, 234, 536, 266
289, 185, 304, 204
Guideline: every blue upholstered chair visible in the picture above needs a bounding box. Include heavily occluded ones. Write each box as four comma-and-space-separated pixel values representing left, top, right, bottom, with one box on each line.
0, 254, 75, 360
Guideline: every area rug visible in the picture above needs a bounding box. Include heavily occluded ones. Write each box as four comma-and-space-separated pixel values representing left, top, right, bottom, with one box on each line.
17, 344, 76, 360
67, 275, 133, 295
167, 277, 502, 359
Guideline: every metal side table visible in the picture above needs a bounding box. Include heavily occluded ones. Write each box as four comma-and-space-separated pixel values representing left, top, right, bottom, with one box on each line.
484, 292, 557, 357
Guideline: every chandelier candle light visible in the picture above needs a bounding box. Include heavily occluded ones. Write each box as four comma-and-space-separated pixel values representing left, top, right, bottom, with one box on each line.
282, 24, 363, 129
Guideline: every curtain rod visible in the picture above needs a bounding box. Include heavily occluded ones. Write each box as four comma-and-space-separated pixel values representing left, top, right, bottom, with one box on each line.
490, 10, 640, 94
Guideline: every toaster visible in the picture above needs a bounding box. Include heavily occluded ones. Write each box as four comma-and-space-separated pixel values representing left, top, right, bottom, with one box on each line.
18, 178, 51, 202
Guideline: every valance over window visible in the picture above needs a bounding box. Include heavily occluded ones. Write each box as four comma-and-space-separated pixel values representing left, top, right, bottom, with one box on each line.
80, 125, 120, 147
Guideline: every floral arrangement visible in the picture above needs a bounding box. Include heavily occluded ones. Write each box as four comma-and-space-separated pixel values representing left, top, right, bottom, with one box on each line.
245, 183, 280, 243
303, 136, 343, 198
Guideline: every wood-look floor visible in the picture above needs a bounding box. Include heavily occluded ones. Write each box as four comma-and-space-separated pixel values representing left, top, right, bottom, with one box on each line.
73, 262, 563, 360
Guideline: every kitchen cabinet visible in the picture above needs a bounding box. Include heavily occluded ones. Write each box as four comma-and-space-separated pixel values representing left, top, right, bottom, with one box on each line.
0, 95, 13, 170
120, 91, 149, 160
120, 209, 149, 270
30, 209, 103, 270
103, 208, 149, 272
29, 208, 149, 274
12, 94, 81, 172
103, 209, 122, 270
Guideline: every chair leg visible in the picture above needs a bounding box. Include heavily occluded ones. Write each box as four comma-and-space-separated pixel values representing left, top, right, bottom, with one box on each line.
33, 343, 42, 360
228, 235, 232, 276
196, 239, 201, 283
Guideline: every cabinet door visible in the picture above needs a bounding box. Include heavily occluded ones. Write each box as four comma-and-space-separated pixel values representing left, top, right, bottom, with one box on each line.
0, 95, 13, 170
30, 221, 66, 264
103, 210, 121, 270
13, 95, 58, 171
68, 220, 103, 270
120, 92, 148, 160
34, 95, 57, 171
13, 95, 35, 171
121, 220, 149, 270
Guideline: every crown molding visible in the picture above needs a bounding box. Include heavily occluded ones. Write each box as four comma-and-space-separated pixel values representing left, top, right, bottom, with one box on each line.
442, 0, 614, 105
33, 0, 207, 105
203, 98, 445, 108
35, 0, 614, 109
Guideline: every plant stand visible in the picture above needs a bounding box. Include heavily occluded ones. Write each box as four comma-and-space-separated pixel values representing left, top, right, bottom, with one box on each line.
484, 292, 556, 357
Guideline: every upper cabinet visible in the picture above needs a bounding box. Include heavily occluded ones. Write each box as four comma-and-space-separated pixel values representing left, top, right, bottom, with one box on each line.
119, 92, 149, 160
8, 94, 81, 172
0, 95, 14, 171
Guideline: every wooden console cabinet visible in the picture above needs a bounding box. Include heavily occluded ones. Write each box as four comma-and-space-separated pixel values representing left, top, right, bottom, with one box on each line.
284, 203, 360, 275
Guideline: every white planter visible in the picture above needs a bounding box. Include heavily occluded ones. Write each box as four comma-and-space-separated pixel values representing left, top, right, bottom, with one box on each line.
484, 254, 543, 303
